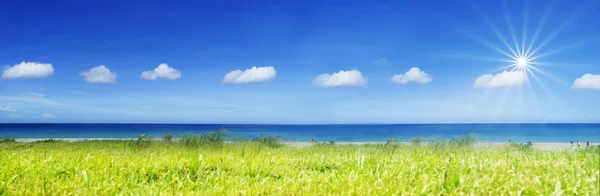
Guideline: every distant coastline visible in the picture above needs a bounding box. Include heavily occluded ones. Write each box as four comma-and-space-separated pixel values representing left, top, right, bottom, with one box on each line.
8, 138, 597, 151
2, 123, 598, 143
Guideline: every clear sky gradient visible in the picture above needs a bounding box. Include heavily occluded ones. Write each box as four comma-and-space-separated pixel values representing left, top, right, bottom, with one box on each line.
1, 0, 599, 123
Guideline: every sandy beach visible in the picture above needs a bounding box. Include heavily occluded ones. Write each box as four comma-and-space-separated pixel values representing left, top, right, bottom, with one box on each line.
287, 141, 597, 150
13, 138, 596, 151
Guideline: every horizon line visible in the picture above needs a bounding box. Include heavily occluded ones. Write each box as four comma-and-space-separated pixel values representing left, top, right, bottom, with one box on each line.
1, 122, 599, 125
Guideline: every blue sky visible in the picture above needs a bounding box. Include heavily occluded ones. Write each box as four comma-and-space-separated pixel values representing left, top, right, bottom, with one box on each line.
1, 0, 599, 123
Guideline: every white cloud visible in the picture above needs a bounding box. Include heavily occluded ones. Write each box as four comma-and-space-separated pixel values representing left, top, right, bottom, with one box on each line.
141, 63, 181, 80
474, 71, 527, 88
1, 61, 54, 79
42, 113, 55, 118
81, 65, 116, 84
8, 113, 20, 118
223, 66, 276, 84
0, 105, 15, 112
391, 67, 432, 84
571, 74, 600, 90
314, 69, 367, 88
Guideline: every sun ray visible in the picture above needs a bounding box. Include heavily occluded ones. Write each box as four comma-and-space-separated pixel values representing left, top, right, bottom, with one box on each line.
509, 64, 520, 72
470, 1, 521, 58
501, 0, 522, 58
529, 69, 575, 121
528, 61, 597, 68
463, 0, 594, 123
525, 0, 556, 59
525, 66, 575, 122
521, 0, 529, 59
528, 39, 594, 61
461, 32, 518, 60
488, 22, 520, 59
488, 63, 518, 73
526, 65, 568, 85
526, 61, 545, 65
526, 61, 561, 67
526, 26, 573, 60
442, 54, 516, 63
526, 0, 593, 59
524, 66, 560, 104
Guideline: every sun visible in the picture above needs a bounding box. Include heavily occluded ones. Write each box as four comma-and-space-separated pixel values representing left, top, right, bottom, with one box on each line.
463, 0, 578, 87
517, 57, 528, 68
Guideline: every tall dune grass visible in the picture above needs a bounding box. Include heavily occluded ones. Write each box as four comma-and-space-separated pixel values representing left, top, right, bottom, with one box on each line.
0, 133, 597, 195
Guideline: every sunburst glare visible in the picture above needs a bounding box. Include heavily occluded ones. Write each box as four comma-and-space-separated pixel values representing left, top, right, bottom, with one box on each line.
517, 57, 528, 68
463, 0, 595, 122
467, 0, 589, 91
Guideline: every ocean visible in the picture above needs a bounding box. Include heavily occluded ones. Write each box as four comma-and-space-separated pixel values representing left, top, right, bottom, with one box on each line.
1, 123, 599, 142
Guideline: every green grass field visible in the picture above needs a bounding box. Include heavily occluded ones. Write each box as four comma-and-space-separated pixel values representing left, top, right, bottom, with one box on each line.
0, 134, 598, 195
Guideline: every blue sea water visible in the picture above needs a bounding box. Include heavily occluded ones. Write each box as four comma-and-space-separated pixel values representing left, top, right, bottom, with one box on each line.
0, 123, 598, 142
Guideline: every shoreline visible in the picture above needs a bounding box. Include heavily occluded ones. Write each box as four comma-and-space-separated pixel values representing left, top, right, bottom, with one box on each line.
10, 138, 597, 150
